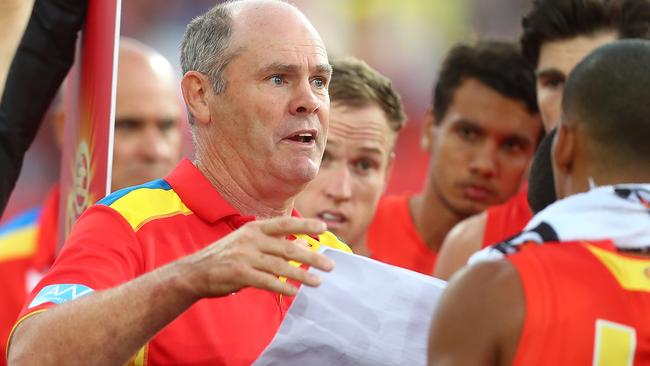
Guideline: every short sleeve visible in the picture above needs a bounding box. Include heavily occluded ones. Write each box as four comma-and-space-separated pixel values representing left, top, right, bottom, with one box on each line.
15, 204, 143, 320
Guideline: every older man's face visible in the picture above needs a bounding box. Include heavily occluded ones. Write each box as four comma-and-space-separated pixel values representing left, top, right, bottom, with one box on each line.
206, 7, 331, 191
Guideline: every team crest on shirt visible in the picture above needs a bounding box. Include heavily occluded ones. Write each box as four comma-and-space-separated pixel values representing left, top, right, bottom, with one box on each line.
29, 284, 95, 308
65, 141, 92, 239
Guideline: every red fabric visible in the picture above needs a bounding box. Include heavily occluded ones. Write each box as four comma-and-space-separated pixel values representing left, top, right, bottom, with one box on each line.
16, 160, 343, 365
482, 185, 532, 248
508, 241, 650, 365
0, 187, 58, 365
366, 195, 437, 274
33, 187, 59, 271
0, 258, 32, 365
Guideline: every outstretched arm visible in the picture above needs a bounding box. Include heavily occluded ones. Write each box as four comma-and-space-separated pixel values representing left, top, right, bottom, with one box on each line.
8, 217, 334, 365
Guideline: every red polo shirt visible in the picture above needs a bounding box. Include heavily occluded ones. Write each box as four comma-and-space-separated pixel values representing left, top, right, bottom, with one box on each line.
13, 159, 350, 365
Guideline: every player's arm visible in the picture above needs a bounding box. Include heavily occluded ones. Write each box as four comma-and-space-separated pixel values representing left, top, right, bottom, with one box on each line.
8, 216, 334, 366
0, 0, 33, 97
434, 212, 486, 280
427, 260, 524, 366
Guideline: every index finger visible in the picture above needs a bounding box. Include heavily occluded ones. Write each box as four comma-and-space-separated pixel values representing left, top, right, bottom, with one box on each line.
259, 216, 327, 237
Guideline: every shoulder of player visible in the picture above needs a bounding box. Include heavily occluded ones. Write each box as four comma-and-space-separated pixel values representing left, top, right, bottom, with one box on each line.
435, 212, 487, 279
445, 211, 487, 250
449, 260, 524, 357
94, 179, 191, 232
0, 206, 41, 237
429, 259, 523, 364
447, 259, 521, 306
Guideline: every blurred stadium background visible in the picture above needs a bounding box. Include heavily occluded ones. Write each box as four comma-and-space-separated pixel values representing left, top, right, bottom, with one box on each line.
2, 0, 533, 221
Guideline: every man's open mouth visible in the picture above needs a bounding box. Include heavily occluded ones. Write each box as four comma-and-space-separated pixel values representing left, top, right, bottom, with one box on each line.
317, 211, 348, 224
285, 130, 317, 144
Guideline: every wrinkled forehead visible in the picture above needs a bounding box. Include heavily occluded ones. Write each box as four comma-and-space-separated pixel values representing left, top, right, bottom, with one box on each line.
328, 103, 397, 153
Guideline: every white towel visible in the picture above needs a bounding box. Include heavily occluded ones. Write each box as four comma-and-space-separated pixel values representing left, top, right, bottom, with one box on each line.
469, 184, 650, 264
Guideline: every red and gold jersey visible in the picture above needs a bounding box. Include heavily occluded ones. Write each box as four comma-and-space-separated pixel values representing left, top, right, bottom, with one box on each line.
12, 160, 350, 365
0, 187, 58, 365
508, 241, 650, 365
482, 185, 532, 248
366, 195, 437, 274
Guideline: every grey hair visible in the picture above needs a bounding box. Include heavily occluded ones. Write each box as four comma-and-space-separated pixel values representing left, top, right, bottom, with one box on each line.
180, 1, 238, 95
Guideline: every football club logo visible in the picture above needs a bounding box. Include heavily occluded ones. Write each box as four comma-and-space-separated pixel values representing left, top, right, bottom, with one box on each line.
29, 284, 95, 308
65, 141, 91, 238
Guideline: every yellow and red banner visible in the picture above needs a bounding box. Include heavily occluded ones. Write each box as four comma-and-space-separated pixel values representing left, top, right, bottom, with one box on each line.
58, 0, 121, 249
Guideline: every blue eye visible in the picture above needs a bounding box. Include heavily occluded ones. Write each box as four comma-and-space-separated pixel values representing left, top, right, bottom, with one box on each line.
313, 78, 325, 88
270, 75, 284, 85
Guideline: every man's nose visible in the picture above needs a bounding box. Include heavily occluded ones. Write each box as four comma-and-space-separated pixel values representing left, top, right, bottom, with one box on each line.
139, 127, 172, 161
324, 165, 352, 202
469, 141, 498, 179
289, 81, 320, 116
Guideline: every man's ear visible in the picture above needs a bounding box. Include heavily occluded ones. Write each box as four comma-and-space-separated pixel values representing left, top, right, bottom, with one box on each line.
181, 71, 212, 125
551, 122, 576, 179
421, 107, 438, 152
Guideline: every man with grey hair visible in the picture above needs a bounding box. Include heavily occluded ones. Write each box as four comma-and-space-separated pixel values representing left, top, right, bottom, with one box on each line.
7, 1, 350, 365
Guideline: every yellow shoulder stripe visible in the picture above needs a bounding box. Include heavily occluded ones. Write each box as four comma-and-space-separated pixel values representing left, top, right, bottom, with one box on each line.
125, 344, 148, 366
586, 244, 650, 293
0, 226, 37, 262
108, 188, 192, 232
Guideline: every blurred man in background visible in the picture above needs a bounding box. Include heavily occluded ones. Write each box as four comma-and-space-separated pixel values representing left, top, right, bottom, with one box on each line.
0, 38, 182, 363
436, 0, 650, 281
295, 57, 405, 255
429, 39, 650, 366
367, 40, 541, 274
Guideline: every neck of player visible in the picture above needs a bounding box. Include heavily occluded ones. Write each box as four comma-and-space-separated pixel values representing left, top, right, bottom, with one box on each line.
409, 188, 463, 253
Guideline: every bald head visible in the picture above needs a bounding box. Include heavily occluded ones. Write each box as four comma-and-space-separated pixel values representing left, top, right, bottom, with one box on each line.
117, 38, 177, 109
561, 39, 650, 170
112, 37, 182, 191
180, 0, 323, 99
229, 0, 320, 42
